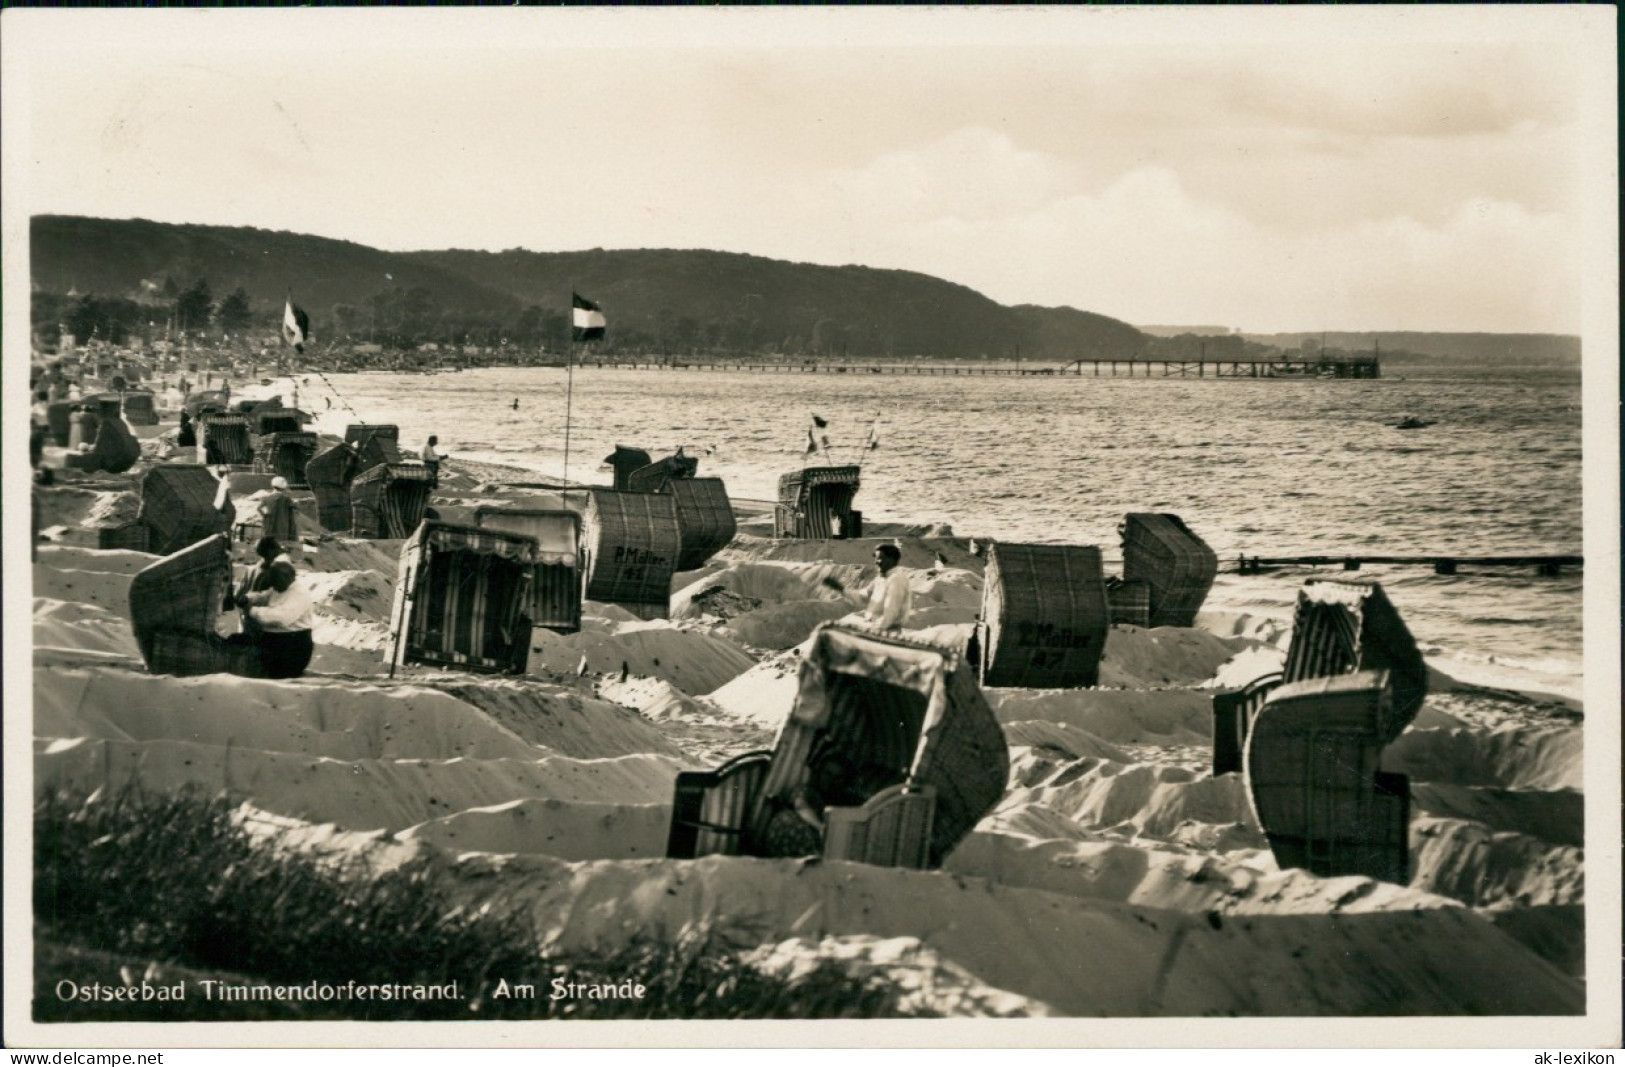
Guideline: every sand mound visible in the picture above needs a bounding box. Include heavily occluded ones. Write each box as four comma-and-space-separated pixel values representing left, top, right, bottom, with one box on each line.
1410, 817, 1585, 908
595, 676, 707, 721
32, 564, 135, 614
1385, 724, 1582, 792
1099, 627, 1257, 688
34, 600, 142, 661
988, 689, 1214, 746
722, 601, 852, 650
1208, 645, 1288, 689
300, 537, 404, 578
1002, 720, 1135, 765
399, 798, 672, 860
1407, 785, 1583, 847
37, 737, 682, 835
36, 546, 157, 576
35, 486, 141, 535
721, 535, 983, 574
996, 756, 1256, 843
523, 623, 757, 696
703, 647, 805, 728
301, 569, 395, 625
1481, 905, 1586, 978
432, 680, 686, 760
1195, 610, 1291, 647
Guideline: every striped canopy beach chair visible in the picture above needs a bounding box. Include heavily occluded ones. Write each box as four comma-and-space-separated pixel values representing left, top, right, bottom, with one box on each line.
775, 465, 861, 539
350, 463, 435, 539
388, 522, 539, 674
473, 506, 584, 634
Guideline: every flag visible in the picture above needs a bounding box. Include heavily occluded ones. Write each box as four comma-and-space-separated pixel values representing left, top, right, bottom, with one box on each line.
572, 292, 606, 342
282, 298, 311, 354
806, 413, 830, 455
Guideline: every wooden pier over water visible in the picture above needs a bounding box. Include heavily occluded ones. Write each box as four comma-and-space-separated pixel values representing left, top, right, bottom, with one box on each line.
1236, 553, 1582, 577
570, 355, 1382, 379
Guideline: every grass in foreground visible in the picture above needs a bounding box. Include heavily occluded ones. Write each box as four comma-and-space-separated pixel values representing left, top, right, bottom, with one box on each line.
35, 786, 933, 1021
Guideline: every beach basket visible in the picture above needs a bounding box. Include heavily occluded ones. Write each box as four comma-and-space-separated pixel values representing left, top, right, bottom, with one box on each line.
1105, 577, 1152, 628
1244, 670, 1410, 883
97, 521, 152, 553
667, 477, 736, 571
128, 534, 260, 677
473, 506, 583, 634
626, 452, 700, 494
388, 522, 538, 674
749, 624, 1008, 868
184, 390, 230, 419
252, 409, 305, 437
604, 446, 652, 491
121, 391, 158, 426
138, 465, 233, 556
666, 751, 774, 858
980, 542, 1109, 689
1282, 579, 1427, 742
1120, 513, 1218, 627
346, 424, 401, 472
775, 465, 861, 539
253, 431, 319, 487
91, 395, 123, 422
350, 463, 435, 539
64, 416, 141, 475
346, 423, 400, 449
197, 413, 254, 465
581, 489, 683, 618
46, 402, 72, 447
305, 442, 358, 532
1210, 671, 1282, 777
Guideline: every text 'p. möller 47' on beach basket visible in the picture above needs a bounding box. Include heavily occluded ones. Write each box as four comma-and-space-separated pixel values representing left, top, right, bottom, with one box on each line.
305, 442, 358, 532
128, 534, 259, 678
138, 465, 233, 557
581, 488, 682, 620
979, 542, 1110, 689
666, 624, 1008, 870
1120, 513, 1218, 627
473, 506, 583, 635
253, 432, 319, 488
666, 477, 736, 572
197, 413, 254, 466
775, 465, 861, 539
388, 522, 538, 674
350, 463, 435, 539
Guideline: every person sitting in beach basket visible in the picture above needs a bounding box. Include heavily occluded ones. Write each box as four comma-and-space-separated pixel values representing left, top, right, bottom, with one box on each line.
231, 560, 315, 679
820, 543, 912, 631
229, 537, 290, 639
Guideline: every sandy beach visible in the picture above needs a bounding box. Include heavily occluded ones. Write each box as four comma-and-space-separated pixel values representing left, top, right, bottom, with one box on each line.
27, 403, 1589, 1022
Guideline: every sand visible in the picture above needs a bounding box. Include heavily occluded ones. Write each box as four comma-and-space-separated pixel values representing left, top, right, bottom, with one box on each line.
27, 463, 1589, 1018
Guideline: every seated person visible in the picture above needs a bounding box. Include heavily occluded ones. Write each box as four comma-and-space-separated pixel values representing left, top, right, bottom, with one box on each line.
230, 561, 315, 679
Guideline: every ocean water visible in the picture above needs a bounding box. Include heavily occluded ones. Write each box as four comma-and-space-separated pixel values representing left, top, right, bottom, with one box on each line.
297, 362, 1586, 699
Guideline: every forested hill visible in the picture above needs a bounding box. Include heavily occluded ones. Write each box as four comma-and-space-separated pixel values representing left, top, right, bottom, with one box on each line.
30, 215, 1148, 358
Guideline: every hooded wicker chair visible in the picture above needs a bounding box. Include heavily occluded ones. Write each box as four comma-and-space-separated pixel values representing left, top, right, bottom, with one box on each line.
473, 506, 583, 634
121, 391, 158, 426
667, 477, 736, 572
350, 463, 435, 539
667, 624, 1009, 869
138, 465, 233, 556
253, 432, 319, 488
183, 390, 231, 419
775, 465, 861, 539
345, 424, 402, 475
388, 522, 539, 674
979, 543, 1110, 689
1120, 513, 1218, 627
581, 489, 682, 619
306, 442, 359, 532
603, 446, 652, 491
252, 409, 306, 438
63, 416, 141, 475
46, 402, 73, 447
197, 413, 255, 466
626, 452, 700, 493
1279, 579, 1427, 740
128, 534, 261, 677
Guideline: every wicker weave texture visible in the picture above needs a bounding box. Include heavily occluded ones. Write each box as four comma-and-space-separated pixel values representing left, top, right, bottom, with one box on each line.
776, 466, 860, 539
1121, 513, 1218, 627
198, 414, 254, 465
669, 477, 736, 571
1282, 580, 1426, 742
97, 521, 152, 552
473, 507, 583, 633
392, 522, 536, 673
139, 466, 232, 556
981, 543, 1109, 689
252, 410, 305, 437
345, 424, 399, 447
253, 432, 319, 486
1105, 578, 1151, 627
627, 453, 700, 494
604, 446, 653, 491
129, 534, 231, 669
350, 464, 433, 539
306, 443, 357, 531
121, 392, 158, 425
582, 489, 681, 612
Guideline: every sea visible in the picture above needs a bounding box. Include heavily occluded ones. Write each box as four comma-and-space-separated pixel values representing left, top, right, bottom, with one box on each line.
292, 361, 1588, 703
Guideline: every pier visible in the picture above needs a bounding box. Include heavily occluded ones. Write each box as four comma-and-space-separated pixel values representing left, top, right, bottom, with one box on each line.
1235, 554, 1582, 577
565, 355, 1382, 378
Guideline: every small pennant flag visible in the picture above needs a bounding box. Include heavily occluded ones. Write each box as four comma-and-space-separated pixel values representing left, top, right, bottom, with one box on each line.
282, 298, 311, 354
572, 292, 607, 342
806, 413, 830, 456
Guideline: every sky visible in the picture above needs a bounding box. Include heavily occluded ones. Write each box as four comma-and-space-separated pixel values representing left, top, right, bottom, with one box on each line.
2, 6, 1616, 334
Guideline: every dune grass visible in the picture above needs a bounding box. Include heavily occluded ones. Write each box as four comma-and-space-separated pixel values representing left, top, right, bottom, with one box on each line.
34, 786, 931, 1021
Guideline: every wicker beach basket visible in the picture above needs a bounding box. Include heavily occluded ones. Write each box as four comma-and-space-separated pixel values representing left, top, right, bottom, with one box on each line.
46, 402, 72, 447
1105, 577, 1151, 628
128, 533, 259, 677
626, 452, 700, 494
980, 542, 1109, 689
252, 409, 305, 437
581, 488, 682, 617
121, 391, 158, 426
667, 477, 736, 571
1281, 579, 1427, 742
64, 416, 141, 475
91, 395, 123, 422
197, 413, 254, 466
1120, 513, 1218, 627
253, 431, 319, 487
604, 446, 653, 492
137, 465, 233, 556
96, 521, 152, 552
350, 463, 434, 539
389, 522, 539, 674
1244, 670, 1409, 883
183, 390, 230, 419
472, 506, 583, 634
1210, 671, 1282, 777
775, 465, 861, 539
305, 442, 358, 532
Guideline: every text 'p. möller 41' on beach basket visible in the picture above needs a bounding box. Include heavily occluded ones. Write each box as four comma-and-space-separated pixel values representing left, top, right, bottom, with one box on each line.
1244, 670, 1410, 884
581, 489, 682, 620
306, 442, 358, 532
138, 465, 233, 557
350, 463, 435, 539
1120, 513, 1218, 627
1282, 578, 1426, 742
388, 522, 538, 674
627, 451, 700, 494
128, 534, 259, 678
197, 413, 254, 466
667, 477, 736, 572
666, 624, 1008, 870
473, 506, 583, 634
253, 432, 319, 488
775, 465, 861, 539
979, 542, 1110, 689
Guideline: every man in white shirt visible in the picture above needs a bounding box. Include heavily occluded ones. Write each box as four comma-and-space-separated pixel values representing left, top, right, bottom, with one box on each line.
237, 561, 315, 678
821, 542, 912, 632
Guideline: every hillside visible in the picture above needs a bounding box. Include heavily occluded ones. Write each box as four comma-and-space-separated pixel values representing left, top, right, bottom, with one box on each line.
29, 216, 1145, 359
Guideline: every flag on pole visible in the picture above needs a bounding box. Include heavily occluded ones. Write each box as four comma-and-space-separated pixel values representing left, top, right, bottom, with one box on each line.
572, 292, 606, 342
805, 413, 830, 456
282, 298, 311, 354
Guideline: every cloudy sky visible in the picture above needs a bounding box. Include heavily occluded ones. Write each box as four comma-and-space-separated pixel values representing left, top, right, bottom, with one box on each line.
2, 6, 1614, 333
